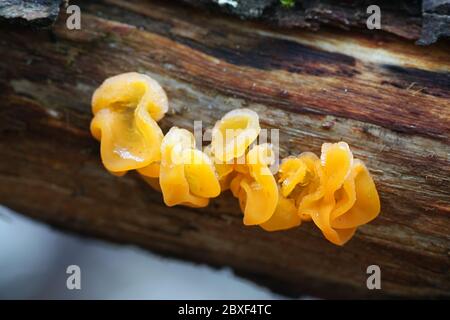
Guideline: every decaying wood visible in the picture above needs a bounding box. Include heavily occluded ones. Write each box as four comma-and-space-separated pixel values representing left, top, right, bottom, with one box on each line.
0, 0, 449, 298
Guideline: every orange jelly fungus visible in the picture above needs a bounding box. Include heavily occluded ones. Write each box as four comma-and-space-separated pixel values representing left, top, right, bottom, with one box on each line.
207, 108, 261, 192
278, 142, 381, 245
90, 73, 381, 246
211, 108, 261, 163
229, 144, 279, 226
90, 72, 168, 175
260, 192, 301, 231
159, 127, 221, 208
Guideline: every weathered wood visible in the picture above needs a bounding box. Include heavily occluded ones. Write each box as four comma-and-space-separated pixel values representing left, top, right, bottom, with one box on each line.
0, 0, 449, 298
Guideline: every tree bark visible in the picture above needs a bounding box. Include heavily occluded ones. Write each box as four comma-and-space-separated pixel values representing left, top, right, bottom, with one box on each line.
180, 0, 450, 45
0, 0, 449, 299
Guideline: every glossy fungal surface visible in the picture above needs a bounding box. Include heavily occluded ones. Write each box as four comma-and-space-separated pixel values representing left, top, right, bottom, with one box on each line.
279, 142, 381, 245
230, 144, 279, 225
211, 108, 260, 163
260, 192, 301, 231
159, 127, 221, 207
91, 72, 168, 174
90, 73, 381, 246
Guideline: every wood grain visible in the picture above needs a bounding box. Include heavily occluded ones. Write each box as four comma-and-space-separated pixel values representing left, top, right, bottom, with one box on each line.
0, 0, 449, 298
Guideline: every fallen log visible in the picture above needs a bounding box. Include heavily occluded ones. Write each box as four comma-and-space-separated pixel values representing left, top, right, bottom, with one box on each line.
0, 0, 449, 298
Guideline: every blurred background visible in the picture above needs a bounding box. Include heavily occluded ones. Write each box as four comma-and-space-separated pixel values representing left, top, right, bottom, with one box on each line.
0, 205, 283, 299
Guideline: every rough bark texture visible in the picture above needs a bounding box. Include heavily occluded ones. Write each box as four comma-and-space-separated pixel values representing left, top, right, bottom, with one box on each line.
1, 0, 449, 45
0, 0, 449, 299
418, 0, 450, 45
0, 0, 63, 27
181, 0, 450, 44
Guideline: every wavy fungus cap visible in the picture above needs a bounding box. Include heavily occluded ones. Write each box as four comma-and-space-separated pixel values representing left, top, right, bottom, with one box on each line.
260, 191, 302, 231
159, 127, 221, 208
90, 72, 168, 174
211, 108, 261, 163
230, 144, 279, 226
89, 76, 381, 247
298, 142, 380, 245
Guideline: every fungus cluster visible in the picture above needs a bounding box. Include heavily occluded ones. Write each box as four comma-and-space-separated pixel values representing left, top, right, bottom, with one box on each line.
91, 73, 380, 246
